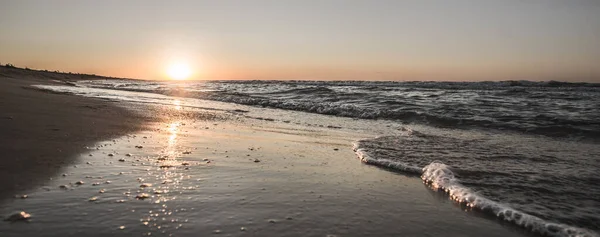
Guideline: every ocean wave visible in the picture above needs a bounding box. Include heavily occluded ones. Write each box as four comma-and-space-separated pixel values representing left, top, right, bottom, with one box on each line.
204, 97, 600, 139
261, 86, 336, 95
73, 79, 600, 140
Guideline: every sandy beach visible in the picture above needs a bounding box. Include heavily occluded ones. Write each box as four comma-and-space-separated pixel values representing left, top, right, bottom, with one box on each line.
0, 67, 153, 201
0, 68, 535, 236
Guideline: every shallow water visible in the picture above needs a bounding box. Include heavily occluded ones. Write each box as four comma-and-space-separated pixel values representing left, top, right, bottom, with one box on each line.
19, 82, 600, 236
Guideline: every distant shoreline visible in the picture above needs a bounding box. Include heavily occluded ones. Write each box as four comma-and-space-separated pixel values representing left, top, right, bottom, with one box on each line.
2, 64, 599, 84
0, 64, 141, 81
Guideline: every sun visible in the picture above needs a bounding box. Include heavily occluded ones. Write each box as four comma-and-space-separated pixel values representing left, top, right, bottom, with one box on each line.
167, 63, 191, 80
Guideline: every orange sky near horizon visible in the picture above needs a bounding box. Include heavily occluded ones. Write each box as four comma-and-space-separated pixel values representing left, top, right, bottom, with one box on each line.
1, 1, 600, 82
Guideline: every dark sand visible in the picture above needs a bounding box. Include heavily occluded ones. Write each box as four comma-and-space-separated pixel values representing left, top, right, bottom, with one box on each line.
0, 66, 151, 200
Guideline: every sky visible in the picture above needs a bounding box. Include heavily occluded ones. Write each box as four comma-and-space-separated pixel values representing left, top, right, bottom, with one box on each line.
1, 0, 599, 81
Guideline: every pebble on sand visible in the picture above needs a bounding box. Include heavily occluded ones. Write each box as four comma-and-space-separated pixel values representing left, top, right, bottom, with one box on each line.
119, 226, 125, 230
118, 158, 126, 162
136, 193, 150, 199
15, 195, 28, 199
4, 211, 31, 222
240, 227, 246, 231
213, 230, 221, 234
135, 145, 143, 149
126, 153, 132, 157
268, 219, 277, 223
75, 181, 85, 185
88, 197, 98, 202
59, 185, 69, 189
108, 153, 114, 157
254, 158, 261, 163
99, 189, 105, 193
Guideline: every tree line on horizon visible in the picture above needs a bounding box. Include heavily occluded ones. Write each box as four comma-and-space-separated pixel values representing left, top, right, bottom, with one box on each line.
0, 62, 125, 80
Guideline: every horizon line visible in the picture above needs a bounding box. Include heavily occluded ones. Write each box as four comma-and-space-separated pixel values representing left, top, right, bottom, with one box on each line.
1, 63, 598, 84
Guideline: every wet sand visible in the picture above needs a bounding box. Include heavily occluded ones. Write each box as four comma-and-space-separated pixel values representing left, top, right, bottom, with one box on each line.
0, 67, 152, 200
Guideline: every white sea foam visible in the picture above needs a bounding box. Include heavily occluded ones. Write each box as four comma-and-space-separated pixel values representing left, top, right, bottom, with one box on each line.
353, 143, 421, 174
353, 142, 599, 237
422, 162, 597, 237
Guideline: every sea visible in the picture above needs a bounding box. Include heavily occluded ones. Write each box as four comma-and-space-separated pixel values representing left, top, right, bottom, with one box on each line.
33, 79, 600, 236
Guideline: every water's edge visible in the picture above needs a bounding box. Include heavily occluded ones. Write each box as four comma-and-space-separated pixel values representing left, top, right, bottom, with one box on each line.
353, 139, 598, 237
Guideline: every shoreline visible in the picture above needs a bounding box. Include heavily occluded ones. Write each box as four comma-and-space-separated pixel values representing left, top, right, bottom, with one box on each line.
0, 68, 153, 201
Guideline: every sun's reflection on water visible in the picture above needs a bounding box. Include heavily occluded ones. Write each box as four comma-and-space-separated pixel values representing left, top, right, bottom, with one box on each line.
173, 99, 182, 110
138, 118, 191, 235
168, 122, 180, 146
